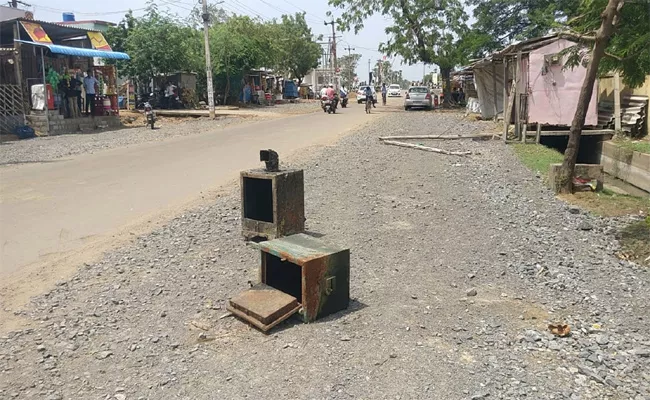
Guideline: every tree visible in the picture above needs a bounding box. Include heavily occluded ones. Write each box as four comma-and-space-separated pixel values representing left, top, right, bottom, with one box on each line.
467, 0, 580, 56
338, 53, 361, 88
106, 4, 201, 85
209, 16, 275, 103
558, 0, 648, 193
271, 13, 322, 84
329, 0, 469, 104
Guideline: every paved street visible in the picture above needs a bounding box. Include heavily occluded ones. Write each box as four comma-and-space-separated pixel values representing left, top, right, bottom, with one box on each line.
0, 102, 376, 324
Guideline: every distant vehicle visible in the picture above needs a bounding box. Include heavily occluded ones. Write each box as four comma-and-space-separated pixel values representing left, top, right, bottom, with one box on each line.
388, 84, 402, 97
356, 85, 377, 104
404, 86, 433, 111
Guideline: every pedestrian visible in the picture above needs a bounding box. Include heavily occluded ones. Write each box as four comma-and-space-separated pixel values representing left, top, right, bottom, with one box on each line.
83, 69, 98, 116
165, 81, 177, 109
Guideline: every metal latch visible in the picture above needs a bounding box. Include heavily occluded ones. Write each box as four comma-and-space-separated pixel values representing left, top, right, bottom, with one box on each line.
325, 276, 336, 295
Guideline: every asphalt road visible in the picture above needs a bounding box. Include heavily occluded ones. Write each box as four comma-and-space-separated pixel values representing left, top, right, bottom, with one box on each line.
0, 103, 376, 305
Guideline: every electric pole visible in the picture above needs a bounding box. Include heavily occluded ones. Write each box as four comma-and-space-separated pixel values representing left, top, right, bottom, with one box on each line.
377, 59, 382, 86
368, 58, 371, 85
344, 46, 354, 87
324, 20, 338, 91
202, 0, 215, 118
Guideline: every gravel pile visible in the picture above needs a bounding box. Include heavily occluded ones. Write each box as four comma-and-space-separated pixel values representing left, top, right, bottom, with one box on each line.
0, 116, 248, 166
1, 111, 648, 399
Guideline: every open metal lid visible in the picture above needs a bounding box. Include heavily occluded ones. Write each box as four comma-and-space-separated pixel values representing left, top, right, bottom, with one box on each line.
227, 283, 300, 332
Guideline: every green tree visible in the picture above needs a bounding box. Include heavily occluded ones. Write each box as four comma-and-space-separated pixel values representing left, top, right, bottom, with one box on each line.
467, 0, 580, 56
557, 0, 650, 193
338, 53, 361, 88
209, 16, 275, 103
106, 4, 201, 85
329, 0, 469, 104
271, 13, 322, 84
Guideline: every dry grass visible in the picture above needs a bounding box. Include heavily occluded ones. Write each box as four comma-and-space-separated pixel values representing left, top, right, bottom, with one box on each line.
559, 191, 649, 217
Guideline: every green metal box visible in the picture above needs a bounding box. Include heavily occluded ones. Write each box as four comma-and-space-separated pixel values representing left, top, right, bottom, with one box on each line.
227, 234, 350, 331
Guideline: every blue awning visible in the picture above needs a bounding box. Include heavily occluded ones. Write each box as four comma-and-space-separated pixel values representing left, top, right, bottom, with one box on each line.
15, 40, 130, 60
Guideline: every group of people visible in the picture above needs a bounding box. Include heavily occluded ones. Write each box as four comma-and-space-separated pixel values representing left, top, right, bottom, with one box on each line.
319, 83, 347, 109
318, 83, 394, 108
56, 69, 101, 118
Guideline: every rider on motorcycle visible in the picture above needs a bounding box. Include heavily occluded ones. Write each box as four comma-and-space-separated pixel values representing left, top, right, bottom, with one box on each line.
326, 84, 338, 109
319, 85, 328, 99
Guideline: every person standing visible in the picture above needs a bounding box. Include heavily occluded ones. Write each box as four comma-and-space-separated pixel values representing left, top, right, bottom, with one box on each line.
83, 69, 98, 116
381, 83, 387, 105
165, 81, 177, 109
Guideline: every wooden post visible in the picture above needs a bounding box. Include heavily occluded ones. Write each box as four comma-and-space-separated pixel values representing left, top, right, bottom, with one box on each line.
514, 51, 522, 141
502, 57, 509, 141
536, 124, 541, 143
40, 47, 49, 134
13, 22, 26, 125
492, 61, 499, 120
613, 71, 621, 132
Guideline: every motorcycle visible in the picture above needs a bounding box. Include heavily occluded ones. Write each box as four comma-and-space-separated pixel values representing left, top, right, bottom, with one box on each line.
321, 95, 336, 114
144, 98, 156, 129
340, 93, 348, 108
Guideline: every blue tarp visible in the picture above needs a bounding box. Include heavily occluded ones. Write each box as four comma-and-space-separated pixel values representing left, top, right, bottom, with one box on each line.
15, 40, 130, 60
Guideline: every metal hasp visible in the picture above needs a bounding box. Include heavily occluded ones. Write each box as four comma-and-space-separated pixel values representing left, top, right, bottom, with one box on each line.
240, 152, 304, 241
227, 234, 350, 331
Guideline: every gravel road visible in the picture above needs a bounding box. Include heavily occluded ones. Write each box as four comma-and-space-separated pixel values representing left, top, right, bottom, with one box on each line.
0, 102, 319, 166
1, 111, 648, 400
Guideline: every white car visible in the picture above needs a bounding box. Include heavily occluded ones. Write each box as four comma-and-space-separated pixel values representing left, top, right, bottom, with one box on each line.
387, 84, 402, 97
356, 86, 377, 104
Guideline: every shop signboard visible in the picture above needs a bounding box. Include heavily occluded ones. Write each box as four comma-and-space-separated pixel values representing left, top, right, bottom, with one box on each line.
87, 32, 112, 51
20, 21, 52, 44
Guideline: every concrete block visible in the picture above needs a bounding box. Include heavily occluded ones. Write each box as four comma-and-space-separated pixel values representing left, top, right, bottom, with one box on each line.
548, 163, 604, 193
599, 141, 650, 193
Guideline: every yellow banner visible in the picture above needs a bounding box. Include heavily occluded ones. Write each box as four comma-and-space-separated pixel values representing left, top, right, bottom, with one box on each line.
20, 21, 52, 44
87, 31, 112, 51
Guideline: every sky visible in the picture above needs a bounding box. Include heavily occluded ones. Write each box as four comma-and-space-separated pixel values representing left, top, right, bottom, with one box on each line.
24, 0, 441, 81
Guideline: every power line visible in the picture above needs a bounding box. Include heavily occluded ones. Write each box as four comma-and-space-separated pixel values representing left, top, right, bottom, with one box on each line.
28, 2, 146, 15
277, 0, 324, 24
230, 0, 269, 20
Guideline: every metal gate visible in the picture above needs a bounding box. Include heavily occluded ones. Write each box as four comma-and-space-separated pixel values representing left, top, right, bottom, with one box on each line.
0, 84, 26, 134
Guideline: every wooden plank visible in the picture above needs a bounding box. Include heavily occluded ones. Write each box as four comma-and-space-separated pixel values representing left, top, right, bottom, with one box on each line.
539, 129, 615, 137
536, 124, 541, 143
378, 134, 494, 140
614, 72, 621, 131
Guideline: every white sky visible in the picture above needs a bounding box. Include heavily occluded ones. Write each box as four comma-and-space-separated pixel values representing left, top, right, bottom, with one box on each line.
23, 0, 445, 81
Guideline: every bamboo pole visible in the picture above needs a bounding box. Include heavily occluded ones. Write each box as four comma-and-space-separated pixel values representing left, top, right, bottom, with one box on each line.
381, 140, 472, 156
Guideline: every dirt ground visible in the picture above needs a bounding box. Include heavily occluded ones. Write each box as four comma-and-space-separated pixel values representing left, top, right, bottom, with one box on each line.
1, 110, 648, 400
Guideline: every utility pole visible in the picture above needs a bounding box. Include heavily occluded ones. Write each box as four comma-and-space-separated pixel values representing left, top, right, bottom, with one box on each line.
344, 46, 354, 87
202, 0, 215, 118
368, 59, 372, 85
377, 59, 382, 86
324, 20, 338, 91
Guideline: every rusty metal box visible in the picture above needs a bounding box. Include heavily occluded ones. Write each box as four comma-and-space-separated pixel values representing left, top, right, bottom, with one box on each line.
228, 234, 350, 331
240, 168, 305, 241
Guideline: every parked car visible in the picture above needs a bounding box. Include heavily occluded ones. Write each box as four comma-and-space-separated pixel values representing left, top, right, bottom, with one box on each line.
404, 86, 433, 110
388, 84, 402, 97
356, 85, 377, 104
